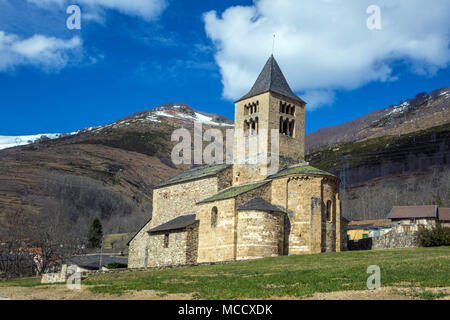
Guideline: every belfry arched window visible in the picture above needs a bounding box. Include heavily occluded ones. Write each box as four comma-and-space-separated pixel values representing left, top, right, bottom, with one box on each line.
289, 120, 295, 137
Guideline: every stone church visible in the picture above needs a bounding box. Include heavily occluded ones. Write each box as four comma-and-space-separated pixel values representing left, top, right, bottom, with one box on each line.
128, 55, 346, 268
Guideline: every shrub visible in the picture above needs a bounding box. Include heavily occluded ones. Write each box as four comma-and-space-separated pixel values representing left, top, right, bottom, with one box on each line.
417, 223, 450, 247
106, 262, 128, 269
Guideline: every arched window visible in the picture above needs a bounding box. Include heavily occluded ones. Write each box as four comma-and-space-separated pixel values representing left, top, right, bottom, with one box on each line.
283, 118, 289, 135
211, 207, 218, 227
291, 106, 295, 116
289, 120, 295, 137
279, 117, 283, 133
326, 200, 332, 221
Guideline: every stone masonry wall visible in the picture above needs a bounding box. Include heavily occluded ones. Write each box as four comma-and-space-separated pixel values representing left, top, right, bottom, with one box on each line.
236, 210, 285, 260
288, 176, 322, 254
147, 230, 189, 267
197, 198, 236, 263
128, 173, 230, 268
372, 230, 418, 250
197, 182, 272, 263
270, 175, 340, 255
268, 92, 305, 161
185, 224, 199, 264
233, 92, 306, 186
321, 178, 338, 252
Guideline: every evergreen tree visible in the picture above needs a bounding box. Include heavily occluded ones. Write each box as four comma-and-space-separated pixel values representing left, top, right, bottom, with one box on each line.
87, 218, 103, 249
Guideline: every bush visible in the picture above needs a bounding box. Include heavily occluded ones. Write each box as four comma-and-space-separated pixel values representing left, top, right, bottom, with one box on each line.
106, 262, 128, 269
417, 223, 450, 247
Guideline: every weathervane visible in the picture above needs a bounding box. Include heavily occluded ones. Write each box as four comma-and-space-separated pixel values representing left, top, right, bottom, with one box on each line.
272, 34, 276, 55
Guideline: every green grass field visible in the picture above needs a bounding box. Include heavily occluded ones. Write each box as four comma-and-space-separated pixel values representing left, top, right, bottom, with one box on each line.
2, 247, 449, 299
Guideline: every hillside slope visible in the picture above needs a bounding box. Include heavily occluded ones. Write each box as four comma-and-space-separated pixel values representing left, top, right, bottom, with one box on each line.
0, 103, 234, 234
306, 87, 449, 153
307, 123, 450, 220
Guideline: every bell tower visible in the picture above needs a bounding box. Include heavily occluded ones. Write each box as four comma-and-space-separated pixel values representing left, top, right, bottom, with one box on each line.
233, 55, 306, 185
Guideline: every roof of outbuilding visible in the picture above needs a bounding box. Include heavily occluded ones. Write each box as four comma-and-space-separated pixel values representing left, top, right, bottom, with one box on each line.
198, 181, 270, 204
235, 55, 305, 104
348, 219, 392, 227
148, 214, 198, 233
438, 208, 450, 221
388, 205, 438, 220
268, 164, 337, 179
237, 197, 286, 213
66, 254, 128, 270
154, 163, 231, 189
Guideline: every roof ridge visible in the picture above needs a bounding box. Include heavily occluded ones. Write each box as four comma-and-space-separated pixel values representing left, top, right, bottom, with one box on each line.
235, 55, 305, 104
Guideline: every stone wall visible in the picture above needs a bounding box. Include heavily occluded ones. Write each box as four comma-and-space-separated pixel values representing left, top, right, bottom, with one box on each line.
185, 224, 199, 264
41, 264, 68, 284
236, 210, 285, 260
288, 175, 322, 254
372, 230, 418, 250
232, 91, 306, 186
268, 92, 306, 162
145, 223, 199, 268
321, 178, 338, 252
197, 198, 236, 263
128, 172, 230, 268
197, 182, 272, 263
269, 174, 341, 255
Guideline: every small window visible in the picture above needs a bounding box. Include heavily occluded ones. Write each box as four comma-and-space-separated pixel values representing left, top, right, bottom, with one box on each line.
211, 207, 218, 227
164, 234, 169, 248
326, 200, 332, 221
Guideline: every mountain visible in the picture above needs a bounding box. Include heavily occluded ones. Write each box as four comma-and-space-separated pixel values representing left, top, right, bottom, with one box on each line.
0, 87, 448, 232
0, 133, 69, 150
306, 87, 450, 153
305, 87, 450, 221
0, 103, 234, 235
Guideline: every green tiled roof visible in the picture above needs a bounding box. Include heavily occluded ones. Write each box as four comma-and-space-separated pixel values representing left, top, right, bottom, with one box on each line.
155, 163, 231, 188
268, 165, 337, 179
198, 181, 270, 204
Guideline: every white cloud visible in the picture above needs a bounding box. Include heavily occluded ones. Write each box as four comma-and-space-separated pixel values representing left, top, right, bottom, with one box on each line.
302, 90, 336, 111
204, 0, 450, 109
0, 31, 82, 72
28, 0, 168, 21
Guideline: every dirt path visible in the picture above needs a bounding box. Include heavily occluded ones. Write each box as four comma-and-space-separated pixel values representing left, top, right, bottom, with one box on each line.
0, 285, 448, 300
0, 285, 193, 300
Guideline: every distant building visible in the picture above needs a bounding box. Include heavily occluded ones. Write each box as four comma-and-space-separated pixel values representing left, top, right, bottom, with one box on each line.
347, 219, 392, 240
388, 205, 450, 233
347, 206, 450, 251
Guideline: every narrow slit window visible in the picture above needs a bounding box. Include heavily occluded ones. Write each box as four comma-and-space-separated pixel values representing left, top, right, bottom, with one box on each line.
164, 234, 169, 248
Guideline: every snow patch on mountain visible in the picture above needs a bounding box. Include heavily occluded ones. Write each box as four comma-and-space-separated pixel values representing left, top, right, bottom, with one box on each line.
153, 108, 233, 127
0, 133, 64, 150
386, 101, 410, 116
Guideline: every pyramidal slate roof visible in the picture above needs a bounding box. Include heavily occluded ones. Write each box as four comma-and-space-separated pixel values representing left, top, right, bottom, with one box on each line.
236, 55, 305, 104
238, 197, 286, 213
148, 214, 198, 233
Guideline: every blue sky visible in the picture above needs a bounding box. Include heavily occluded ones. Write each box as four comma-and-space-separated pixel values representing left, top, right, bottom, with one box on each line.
0, 0, 449, 136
